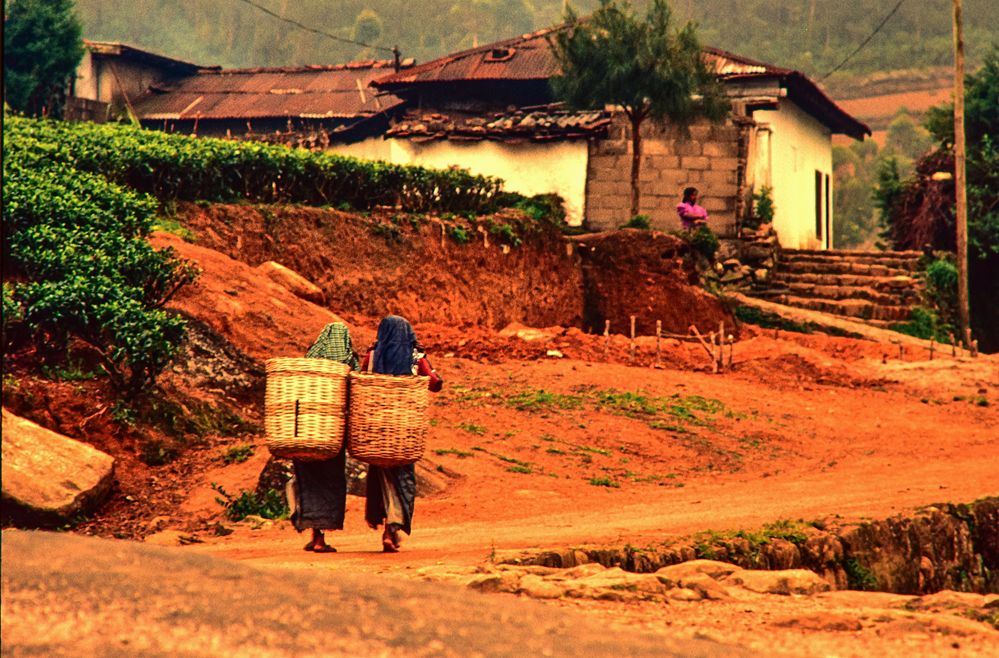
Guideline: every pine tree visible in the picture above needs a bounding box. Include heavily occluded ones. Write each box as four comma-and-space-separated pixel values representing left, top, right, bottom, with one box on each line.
4, 0, 85, 118
549, 0, 729, 219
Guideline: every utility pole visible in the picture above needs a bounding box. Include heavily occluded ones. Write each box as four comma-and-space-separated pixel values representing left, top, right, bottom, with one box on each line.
953, 0, 971, 348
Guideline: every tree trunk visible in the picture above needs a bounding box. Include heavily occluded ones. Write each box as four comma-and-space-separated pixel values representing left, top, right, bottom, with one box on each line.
629, 114, 643, 219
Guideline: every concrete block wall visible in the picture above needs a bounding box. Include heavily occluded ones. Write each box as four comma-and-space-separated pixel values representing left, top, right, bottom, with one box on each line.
585, 114, 741, 234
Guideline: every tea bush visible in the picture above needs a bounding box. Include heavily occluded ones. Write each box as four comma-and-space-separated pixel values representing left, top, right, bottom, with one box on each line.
4, 116, 502, 213
4, 118, 198, 394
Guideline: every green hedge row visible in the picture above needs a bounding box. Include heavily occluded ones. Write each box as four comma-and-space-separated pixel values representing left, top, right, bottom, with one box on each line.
5, 116, 502, 212
4, 119, 197, 394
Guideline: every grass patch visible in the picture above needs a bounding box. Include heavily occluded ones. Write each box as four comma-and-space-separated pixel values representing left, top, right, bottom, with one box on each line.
507, 465, 532, 474
151, 215, 197, 242
220, 444, 255, 465
434, 448, 473, 458
457, 422, 487, 435
588, 476, 620, 488
504, 389, 585, 412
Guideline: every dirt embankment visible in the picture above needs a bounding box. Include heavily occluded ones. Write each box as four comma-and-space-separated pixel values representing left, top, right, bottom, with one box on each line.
177, 203, 583, 330
174, 203, 730, 338
571, 229, 732, 336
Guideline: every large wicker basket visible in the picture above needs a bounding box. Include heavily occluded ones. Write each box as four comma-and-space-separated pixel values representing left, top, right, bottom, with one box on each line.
265, 358, 350, 460
347, 372, 430, 467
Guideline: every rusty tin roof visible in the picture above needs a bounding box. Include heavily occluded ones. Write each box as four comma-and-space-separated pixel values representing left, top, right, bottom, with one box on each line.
134, 60, 407, 121
374, 28, 868, 140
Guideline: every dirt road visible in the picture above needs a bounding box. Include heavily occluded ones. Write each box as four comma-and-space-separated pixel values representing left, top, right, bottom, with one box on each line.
2, 530, 747, 658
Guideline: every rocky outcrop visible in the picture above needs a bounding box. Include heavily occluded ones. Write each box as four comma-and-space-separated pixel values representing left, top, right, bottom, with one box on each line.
501, 498, 999, 595
1, 408, 116, 527
256, 261, 326, 305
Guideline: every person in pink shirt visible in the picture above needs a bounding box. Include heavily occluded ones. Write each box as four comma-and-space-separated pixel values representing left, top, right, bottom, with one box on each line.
676, 187, 709, 230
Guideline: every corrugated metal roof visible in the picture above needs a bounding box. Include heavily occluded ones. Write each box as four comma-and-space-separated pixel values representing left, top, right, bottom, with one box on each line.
133, 61, 405, 120
373, 31, 867, 139
374, 27, 562, 86
84, 40, 212, 72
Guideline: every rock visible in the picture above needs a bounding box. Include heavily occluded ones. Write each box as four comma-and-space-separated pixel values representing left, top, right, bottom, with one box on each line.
678, 574, 734, 601
518, 575, 564, 599
752, 268, 770, 284
655, 559, 742, 586
498, 323, 560, 342
144, 516, 172, 534
668, 588, 703, 601
240, 515, 274, 530
772, 612, 863, 632
144, 530, 189, 547
255, 261, 325, 305
906, 590, 991, 612
720, 271, 746, 284
466, 571, 521, 594
564, 568, 668, 600
722, 258, 742, 270
554, 562, 607, 580
1, 408, 116, 527
724, 569, 832, 595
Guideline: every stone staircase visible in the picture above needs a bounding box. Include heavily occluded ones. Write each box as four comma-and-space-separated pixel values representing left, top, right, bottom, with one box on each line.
754, 249, 925, 326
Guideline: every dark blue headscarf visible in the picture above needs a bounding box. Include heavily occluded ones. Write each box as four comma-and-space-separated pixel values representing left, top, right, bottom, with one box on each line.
372, 315, 417, 375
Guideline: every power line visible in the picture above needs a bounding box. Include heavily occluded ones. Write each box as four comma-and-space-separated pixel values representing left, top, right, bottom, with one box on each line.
819, 0, 906, 81
233, 0, 396, 54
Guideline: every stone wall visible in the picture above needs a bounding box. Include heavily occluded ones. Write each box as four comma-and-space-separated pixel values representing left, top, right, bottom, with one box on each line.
585, 114, 744, 235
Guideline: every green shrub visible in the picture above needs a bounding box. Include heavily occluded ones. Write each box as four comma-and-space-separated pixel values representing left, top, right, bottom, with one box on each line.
4, 116, 502, 214
221, 444, 255, 465
747, 185, 775, 230
212, 483, 288, 522
688, 226, 720, 260
2, 282, 24, 349
889, 306, 952, 342
620, 214, 651, 230
925, 258, 958, 328
4, 117, 202, 394
449, 225, 471, 244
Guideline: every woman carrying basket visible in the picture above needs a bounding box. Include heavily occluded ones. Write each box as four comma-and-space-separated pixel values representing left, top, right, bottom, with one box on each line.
360, 315, 442, 552
292, 322, 359, 553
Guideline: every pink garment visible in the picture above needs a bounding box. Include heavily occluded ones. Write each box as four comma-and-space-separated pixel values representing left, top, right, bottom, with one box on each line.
677, 201, 709, 229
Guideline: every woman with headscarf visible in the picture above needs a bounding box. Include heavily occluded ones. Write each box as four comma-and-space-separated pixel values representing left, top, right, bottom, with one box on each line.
360, 315, 442, 552
291, 322, 359, 553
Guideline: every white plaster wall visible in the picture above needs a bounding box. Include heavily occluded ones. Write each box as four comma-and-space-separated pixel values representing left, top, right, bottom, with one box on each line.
752, 100, 833, 249
331, 137, 393, 162
329, 138, 590, 226
74, 51, 98, 100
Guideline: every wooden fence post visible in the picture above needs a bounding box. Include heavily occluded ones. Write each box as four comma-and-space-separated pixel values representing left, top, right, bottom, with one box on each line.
656, 320, 662, 367
629, 316, 636, 364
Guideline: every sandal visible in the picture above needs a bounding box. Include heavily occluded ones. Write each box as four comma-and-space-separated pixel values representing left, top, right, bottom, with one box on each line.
313, 544, 337, 554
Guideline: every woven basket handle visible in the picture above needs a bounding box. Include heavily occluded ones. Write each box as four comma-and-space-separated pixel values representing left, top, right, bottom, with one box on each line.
294, 399, 299, 437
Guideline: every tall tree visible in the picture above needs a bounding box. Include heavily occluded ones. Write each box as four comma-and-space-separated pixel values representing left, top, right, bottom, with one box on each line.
549, 0, 729, 219
3, 0, 85, 118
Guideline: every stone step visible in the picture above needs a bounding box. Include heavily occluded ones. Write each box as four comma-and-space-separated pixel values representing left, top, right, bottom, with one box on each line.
784, 248, 923, 260
782, 254, 921, 271
777, 282, 921, 305
770, 295, 912, 322
771, 271, 923, 292
781, 251, 922, 272
780, 259, 915, 277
